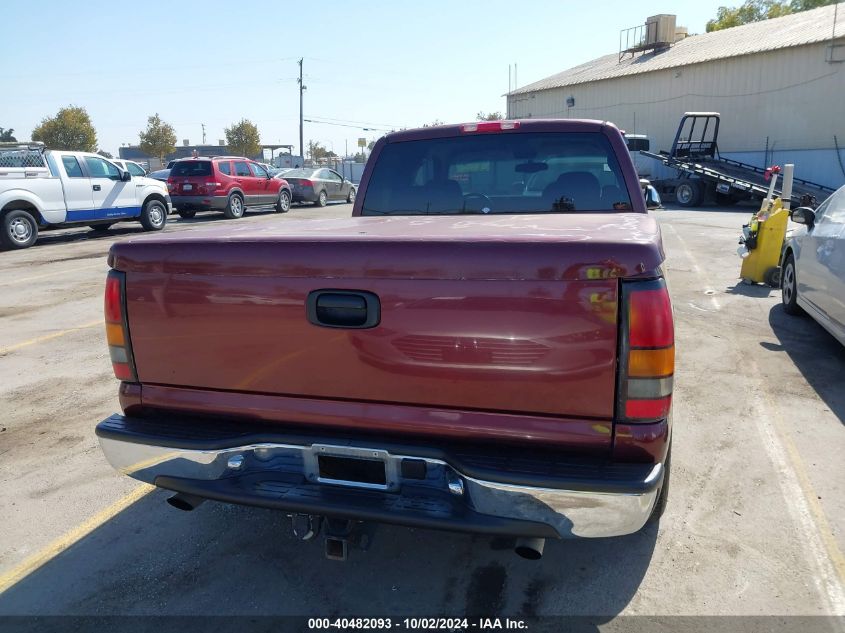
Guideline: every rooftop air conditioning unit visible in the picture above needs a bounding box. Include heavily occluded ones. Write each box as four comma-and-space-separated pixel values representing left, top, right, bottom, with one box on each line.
182, 139, 190, 146
675, 26, 689, 42
646, 14, 676, 47
219, 139, 225, 146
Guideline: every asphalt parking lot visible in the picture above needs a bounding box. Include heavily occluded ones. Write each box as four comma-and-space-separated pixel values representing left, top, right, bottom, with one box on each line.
0, 203, 843, 618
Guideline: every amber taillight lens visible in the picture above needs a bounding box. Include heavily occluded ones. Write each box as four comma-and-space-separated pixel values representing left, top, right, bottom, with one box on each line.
104, 270, 137, 382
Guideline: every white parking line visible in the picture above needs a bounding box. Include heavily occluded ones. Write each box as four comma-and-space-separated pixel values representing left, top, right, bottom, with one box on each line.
662, 218, 845, 614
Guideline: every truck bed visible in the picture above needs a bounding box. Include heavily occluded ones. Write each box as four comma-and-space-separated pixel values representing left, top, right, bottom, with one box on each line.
111, 213, 663, 443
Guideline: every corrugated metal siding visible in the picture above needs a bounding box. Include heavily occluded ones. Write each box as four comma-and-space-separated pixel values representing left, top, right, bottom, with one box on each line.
509, 3, 843, 94
507, 44, 845, 187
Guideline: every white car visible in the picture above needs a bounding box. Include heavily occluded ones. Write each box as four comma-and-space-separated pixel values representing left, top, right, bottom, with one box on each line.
0, 143, 171, 249
111, 158, 148, 178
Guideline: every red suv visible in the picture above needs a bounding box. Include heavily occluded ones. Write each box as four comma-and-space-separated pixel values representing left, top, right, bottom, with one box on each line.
167, 157, 292, 219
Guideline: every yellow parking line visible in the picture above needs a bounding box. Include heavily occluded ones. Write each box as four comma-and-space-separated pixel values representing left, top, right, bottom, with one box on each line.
0, 483, 154, 594
0, 320, 101, 356
0, 262, 104, 286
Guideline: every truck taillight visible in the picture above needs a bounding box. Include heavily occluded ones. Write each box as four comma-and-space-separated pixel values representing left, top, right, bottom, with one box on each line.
203, 181, 220, 193
104, 270, 137, 382
618, 279, 674, 422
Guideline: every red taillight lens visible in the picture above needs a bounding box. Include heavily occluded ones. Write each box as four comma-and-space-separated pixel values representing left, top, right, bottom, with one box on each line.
629, 289, 673, 347
203, 181, 220, 193
104, 270, 137, 382
104, 275, 122, 323
619, 280, 674, 422
301, 179, 313, 187
625, 396, 672, 420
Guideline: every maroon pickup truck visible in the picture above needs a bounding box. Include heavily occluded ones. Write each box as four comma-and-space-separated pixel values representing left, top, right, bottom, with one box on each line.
97, 119, 672, 560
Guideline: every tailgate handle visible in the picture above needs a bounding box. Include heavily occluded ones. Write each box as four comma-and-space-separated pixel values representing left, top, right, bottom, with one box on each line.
307, 290, 380, 329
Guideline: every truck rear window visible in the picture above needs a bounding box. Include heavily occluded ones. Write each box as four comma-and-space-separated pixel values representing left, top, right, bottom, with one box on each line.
361, 132, 632, 215
170, 161, 212, 177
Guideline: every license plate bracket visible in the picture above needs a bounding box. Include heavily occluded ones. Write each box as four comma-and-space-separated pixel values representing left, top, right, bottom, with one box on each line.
305, 445, 398, 491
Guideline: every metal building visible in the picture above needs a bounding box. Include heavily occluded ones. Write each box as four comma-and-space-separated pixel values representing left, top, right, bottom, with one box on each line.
506, 5, 845, 188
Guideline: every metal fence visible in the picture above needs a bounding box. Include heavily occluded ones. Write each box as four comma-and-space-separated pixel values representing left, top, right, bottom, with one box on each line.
0, 148, 46, 168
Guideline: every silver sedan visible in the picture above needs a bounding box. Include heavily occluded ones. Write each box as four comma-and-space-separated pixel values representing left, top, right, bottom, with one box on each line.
278, 167, 356, 207
782, 184, 845, 346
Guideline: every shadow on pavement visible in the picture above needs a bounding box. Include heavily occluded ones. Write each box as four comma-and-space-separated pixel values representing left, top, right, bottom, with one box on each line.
768, 303, 845, 424
724, 281, 775, 298
0, 488, 657, 619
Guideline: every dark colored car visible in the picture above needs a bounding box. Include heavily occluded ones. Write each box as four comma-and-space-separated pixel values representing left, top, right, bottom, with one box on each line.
147, 169, 170, 182
167, 157, 292, 219
781, 185, 845, 346
282, 167, 356, 207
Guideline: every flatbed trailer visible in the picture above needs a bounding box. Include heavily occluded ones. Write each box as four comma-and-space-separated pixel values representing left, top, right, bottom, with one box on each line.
642, 113, 834, 208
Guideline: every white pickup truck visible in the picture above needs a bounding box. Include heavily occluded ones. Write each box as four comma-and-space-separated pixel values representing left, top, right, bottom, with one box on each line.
0, 142, 171, 250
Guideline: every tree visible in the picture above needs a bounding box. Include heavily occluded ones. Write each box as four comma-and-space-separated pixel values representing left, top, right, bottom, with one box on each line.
0, 128, 15, 142
225, 119, 261, 158
706, 0, 836, 31
31, 106, 97, 151
97, 149, 113, 159
477, 111, 503, 121
138, 114, 176, 164
307, 140, 336, 161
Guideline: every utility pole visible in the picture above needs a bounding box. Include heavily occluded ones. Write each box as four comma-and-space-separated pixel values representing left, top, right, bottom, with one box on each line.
201, 123, 206, 145
298, 58, 305, 162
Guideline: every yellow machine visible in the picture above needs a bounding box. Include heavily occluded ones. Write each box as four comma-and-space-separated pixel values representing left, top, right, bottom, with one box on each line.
739, 164, 794, 287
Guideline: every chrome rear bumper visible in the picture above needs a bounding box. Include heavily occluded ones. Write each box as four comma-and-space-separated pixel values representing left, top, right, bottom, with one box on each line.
97, 414, 662, 539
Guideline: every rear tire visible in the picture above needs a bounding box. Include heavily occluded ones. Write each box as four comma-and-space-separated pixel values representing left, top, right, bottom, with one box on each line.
314, 190, 328, 207
346, 187, 356, 203
781, 254, 804, 316
178, 210, 196, 219
224, 193, 244, 219
675, 181, 703, 207
275, 190, 291, 213
1, 209, 38, 250
140, 199, 167, 231
89, 223, 114, 233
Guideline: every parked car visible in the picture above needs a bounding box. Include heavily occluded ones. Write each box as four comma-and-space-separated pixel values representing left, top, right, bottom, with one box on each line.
282, 167, 356, 206
781, 184, 845, 346
111, 159, 148, 178
0, 143, 170, 249
167, 156, 292, 219
96, 119, 672, 561
147, 169, 170, 182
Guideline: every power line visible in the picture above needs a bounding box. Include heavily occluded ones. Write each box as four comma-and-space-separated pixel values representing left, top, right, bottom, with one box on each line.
304, 119, 393, 132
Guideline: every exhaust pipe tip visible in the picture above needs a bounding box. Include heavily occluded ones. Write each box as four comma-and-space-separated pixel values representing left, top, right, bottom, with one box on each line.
514, 537, 545, 560
166, 492, 206, 512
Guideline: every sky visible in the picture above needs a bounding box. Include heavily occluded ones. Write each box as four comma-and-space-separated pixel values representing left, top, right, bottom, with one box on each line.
2, 0, 732, 158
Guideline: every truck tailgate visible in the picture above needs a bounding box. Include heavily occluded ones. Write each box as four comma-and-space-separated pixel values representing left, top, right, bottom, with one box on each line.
112, 214, 663, 422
